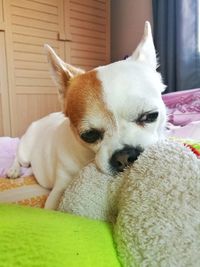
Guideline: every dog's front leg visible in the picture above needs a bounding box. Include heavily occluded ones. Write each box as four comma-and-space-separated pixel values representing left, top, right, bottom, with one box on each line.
6, 157, 21, 178
44, 177, 70, 210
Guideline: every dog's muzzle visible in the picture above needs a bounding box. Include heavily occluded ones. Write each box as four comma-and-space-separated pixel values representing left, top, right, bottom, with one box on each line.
110, 145, 143, 173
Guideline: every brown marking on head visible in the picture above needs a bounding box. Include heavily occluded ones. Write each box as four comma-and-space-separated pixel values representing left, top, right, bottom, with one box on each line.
65, 70, 115, 133
45, 45, 115, 135
44, 44, 84, 109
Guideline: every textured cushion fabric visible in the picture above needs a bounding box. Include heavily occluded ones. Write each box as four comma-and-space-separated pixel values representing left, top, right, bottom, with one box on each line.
0, 204, 120, 267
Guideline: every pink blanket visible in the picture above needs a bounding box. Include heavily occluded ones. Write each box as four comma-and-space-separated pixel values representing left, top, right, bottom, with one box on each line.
0, 137, 32, 177
162, 88, 200, 126
162, 88, 200, 139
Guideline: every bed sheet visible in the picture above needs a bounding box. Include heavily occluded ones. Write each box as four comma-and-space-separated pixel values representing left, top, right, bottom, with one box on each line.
162, 88, 200, 140
167, 121, 200, 140
0, 137, 49, 207
0, 137, 32, 177
162, 88, 200, 126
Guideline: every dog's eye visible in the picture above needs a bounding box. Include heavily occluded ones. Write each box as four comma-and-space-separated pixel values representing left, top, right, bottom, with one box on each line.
80, 129, 104, 143
137, 111, 159, 125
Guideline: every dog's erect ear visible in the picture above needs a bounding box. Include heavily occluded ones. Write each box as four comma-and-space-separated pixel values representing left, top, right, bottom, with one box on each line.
131, 21, 157, 69
44, 44, 84, 99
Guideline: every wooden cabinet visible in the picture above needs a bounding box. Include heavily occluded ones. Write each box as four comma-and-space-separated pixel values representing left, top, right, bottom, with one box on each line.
0, 0, 110, 137
0, 0, 10, 136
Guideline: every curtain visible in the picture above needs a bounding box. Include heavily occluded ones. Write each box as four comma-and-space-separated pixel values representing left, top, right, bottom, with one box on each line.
152, 0, 200, 93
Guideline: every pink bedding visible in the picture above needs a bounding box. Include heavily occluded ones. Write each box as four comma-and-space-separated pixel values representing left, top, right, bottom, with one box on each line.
0, 137, 32, 177
162, 88, 200, 126
162, 88, 200, 139
0, 138, 49, 207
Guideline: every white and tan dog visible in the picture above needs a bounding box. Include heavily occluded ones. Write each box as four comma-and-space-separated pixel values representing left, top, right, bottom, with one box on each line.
7, 22, 166, 209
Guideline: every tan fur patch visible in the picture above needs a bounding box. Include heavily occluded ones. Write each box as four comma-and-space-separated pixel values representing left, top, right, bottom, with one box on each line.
64, 71, 114, 132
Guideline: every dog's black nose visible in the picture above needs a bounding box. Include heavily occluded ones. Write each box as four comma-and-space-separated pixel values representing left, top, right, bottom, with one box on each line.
110, 146, 142, 173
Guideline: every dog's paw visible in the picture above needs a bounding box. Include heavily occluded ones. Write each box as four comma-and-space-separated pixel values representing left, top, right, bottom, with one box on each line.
6, 164, 21, 179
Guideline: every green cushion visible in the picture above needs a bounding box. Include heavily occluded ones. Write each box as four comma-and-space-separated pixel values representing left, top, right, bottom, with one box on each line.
0, 204, 120, 267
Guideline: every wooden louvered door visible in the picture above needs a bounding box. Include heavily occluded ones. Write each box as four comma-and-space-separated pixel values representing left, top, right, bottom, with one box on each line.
68, 0, 110, 70
4, 0, 63, 137
1, 0, 110, 137
0, 0, 10, 136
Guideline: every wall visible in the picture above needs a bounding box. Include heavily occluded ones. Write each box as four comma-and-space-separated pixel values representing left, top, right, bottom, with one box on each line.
111, 0, 152, 62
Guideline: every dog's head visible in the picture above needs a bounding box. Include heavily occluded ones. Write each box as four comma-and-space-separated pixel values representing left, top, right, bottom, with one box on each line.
45, 21, 166, 175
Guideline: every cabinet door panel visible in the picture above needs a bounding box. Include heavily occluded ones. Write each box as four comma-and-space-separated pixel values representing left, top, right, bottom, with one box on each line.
4, 0, 63, 137
15, 94, 60, 135
68, 0, 110, 70
0, 21, 10, 136
2, 0, 110, 137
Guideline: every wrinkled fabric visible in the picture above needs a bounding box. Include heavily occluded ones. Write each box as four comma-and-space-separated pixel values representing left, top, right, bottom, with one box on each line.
162, 88, 200, 126
0, 137, 32, 177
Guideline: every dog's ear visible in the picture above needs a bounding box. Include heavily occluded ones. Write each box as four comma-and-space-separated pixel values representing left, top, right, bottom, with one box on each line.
44, 44, 84, 100
131, 21, 157, 69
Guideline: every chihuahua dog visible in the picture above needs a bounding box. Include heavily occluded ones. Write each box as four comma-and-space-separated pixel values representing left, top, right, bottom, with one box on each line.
7, 22, 166, 209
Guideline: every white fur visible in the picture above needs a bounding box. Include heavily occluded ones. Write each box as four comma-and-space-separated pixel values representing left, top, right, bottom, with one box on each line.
7, 21, 167, 209
94, 60, 166, 173
7, 113, 94, 209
